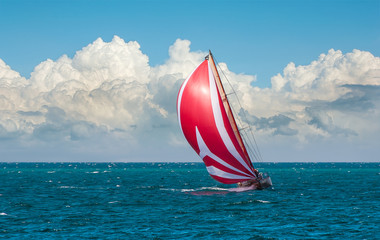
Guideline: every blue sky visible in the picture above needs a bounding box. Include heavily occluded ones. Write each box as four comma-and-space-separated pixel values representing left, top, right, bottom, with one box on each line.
1, 0, 379, 86
0, 0, 379, 162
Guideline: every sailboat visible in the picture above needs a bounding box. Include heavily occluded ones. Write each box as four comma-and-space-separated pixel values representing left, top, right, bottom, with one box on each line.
177, 51, 272, 190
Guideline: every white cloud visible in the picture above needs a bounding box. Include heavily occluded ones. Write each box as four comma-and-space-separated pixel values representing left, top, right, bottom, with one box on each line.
237, 49, 380, 145
0, 36, 379, 161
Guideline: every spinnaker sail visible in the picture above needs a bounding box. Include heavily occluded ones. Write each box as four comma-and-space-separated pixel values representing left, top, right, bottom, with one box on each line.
177, 51, 271, 188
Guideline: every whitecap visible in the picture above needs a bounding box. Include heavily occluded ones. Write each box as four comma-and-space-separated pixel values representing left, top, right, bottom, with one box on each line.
180, 188, 197, 192
160, 188, 179, 192
200, 187, 228, 191
257, 200, 270, 204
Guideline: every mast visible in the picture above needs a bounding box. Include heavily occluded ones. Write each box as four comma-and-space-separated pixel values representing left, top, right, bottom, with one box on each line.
207, 51, 254, 170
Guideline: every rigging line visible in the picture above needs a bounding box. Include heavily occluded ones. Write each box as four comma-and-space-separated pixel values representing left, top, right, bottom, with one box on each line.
240, 128, 263, 162
241, 127, 264, 162
212, 57, 245, 129
238, 126, 250, 131
239, 124, 263, 162
248, 126, 264, 162
239, 125, 265, 162
212, 55, 264, 163
213, 56, 252, 138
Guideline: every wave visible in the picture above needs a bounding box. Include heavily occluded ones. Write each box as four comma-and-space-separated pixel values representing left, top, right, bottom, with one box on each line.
161, 186, 229, 193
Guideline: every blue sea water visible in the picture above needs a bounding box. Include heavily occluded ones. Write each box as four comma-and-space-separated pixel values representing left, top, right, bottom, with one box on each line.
0, 162, 378, 239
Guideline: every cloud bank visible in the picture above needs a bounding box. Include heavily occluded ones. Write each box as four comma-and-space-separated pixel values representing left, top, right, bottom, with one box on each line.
0, 36, 379, 161
241, 49, 380, 141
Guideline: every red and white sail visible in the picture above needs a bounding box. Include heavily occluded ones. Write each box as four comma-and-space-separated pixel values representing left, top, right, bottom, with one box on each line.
177, 54, 258, 184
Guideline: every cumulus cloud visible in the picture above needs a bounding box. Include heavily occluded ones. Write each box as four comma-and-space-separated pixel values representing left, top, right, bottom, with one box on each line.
234, 49, 380, 144
0, 36, 379, 161
0, 37, 207, 162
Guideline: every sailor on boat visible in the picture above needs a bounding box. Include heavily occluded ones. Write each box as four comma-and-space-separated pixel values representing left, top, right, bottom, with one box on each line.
237, 169, 263, 189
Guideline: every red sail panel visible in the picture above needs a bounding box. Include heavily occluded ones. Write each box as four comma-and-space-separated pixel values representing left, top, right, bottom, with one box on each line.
177, 59, 257, 184
208, 53, 253, 167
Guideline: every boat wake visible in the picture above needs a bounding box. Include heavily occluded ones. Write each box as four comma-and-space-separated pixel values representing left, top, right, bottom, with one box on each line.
227, 185, 258, 192
161, 186, 257, 195
187, 186, 231, 195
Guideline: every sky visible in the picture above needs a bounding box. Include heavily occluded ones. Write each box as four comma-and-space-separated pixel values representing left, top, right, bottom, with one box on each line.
0, 0, 379, 162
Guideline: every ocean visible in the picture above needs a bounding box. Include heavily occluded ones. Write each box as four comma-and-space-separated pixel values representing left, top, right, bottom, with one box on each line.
0, 162, 378, 239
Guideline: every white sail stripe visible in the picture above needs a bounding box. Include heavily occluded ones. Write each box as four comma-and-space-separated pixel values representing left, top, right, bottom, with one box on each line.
206, 166, 253, 180
196, 127, 252, 178
177, 61, 205, 132
207, 62, 254, 175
